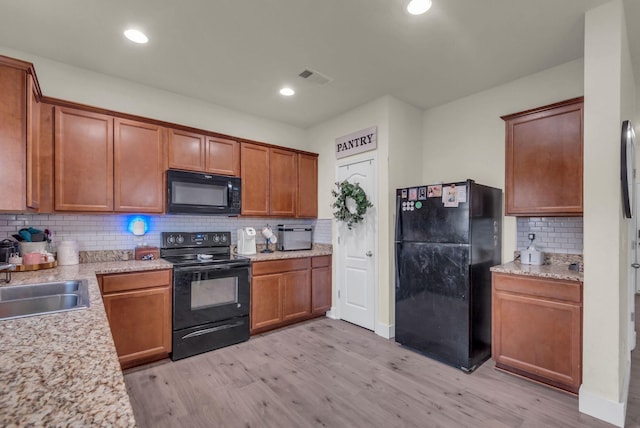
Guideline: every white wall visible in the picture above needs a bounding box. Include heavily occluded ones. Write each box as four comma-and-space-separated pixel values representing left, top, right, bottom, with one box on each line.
386, 98, 423, 324
309, 95, 422, 332
0, 46, 307, 151
580, 1, 635, 426
422, 59, 585, 261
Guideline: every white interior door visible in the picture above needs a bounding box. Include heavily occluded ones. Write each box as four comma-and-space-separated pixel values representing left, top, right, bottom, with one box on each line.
336, 157, 377, 331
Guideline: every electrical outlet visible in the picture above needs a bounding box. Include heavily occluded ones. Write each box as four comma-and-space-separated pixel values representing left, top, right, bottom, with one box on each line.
528, 233, 535, 241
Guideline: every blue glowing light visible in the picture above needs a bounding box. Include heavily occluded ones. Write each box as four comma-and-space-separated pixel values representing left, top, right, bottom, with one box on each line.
127, 216, 150, 235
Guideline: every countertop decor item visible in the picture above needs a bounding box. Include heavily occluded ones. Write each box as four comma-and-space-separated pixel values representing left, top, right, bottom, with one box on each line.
331, 180, 373, 229
13, 260, 57, 272
261, 226, 277, 253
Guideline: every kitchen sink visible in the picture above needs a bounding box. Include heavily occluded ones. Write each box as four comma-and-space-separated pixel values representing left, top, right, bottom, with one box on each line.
0, 280, 90, 320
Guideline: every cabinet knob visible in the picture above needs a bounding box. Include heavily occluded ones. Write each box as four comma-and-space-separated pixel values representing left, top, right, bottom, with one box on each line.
366, 251, 373, 257
632, 263, 640, 269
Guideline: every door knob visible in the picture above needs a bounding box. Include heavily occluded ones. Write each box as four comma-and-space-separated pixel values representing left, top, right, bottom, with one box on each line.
632, 263, 640, 269
366, 251, 373, 257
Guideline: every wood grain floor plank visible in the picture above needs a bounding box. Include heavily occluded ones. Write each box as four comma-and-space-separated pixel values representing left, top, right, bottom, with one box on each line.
125, 316, 622, 427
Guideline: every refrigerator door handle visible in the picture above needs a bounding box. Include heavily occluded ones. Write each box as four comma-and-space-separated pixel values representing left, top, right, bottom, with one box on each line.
394, 243, 400, 292
395, 193, 402, 242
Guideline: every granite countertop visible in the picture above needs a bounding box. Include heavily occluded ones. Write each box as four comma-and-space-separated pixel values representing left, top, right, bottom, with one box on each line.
237, 243, 332, 262
0, 259, 172, 427
490, 260, 583, 282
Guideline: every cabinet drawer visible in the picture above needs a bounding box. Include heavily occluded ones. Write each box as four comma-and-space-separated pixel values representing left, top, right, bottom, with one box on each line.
312, 255, 331, 268
101, 269, 172, 294
492, 273, 581, 303
252, 258, 310, 276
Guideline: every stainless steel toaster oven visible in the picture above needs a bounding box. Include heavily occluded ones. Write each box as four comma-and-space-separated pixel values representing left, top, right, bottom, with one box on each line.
276, 225, 312, 251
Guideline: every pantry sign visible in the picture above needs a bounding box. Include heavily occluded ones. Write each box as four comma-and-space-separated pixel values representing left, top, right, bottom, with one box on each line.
335, 126, 377, 159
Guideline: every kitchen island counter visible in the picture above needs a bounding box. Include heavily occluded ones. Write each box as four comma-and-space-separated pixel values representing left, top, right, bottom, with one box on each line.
0, 259, 172, 427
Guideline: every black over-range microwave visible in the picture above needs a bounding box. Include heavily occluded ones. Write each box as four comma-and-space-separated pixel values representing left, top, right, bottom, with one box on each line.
166, 169, 241, 215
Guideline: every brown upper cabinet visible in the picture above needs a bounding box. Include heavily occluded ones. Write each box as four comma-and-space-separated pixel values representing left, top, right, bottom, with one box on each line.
269, 148, 297, 217
167, 130, 240, 176
37, 103, 55, 213
114, 119, 165, 213
167, 129, 205, 172
0, 55, 318, 216
502, 97, 584, 216
297, 153, 318, 218
0, 56, 41, 212
55, 107, 165, 213
241, 142, 318, 218
241, 143, 270, 215
26, 74, 40, 210
206, 136, 240, 176
55, 107, 114, 212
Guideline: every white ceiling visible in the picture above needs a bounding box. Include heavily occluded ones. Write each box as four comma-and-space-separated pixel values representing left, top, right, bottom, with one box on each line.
0, 0, 636, 129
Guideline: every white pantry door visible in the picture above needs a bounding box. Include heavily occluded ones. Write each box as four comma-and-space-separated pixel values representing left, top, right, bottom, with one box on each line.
336, 157, 377, 330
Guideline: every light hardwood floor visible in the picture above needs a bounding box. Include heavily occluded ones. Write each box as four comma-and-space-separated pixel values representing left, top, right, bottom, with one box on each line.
124, 306, 640, 428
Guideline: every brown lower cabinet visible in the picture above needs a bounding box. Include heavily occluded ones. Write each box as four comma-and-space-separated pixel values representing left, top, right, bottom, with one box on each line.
492, 272, 582, 393
98, 269, 172, 369
251, 255, 332, 335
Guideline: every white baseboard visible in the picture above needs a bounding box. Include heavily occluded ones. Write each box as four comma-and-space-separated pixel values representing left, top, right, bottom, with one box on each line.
578, 359, 631, 427
325, 310, 394, 339
375, 322, 395, 339
325, 307, 338, 320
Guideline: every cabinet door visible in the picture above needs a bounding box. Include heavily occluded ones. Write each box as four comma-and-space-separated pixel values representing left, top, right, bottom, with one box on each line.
0, 63, 27, 211
102, 285, 172, 369
504, 98, 583, 216
492, 278, 582, 393
241, 143, 270, 216
282, 269, 311, 321
54, 107, 114, 211
26, 74, 40, 209
251, 274, 283, 331
114, 119, 164, 213
37, 103, 55, 213
206, 136, 240, 176
167, 129, 205, 171
297, 153, 318, 218
311, 265, 331, 314
270, 148, 297, 217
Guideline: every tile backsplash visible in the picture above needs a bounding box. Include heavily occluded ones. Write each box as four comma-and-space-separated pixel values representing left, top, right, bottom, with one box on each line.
516, 217, 583, 254
0, 214, 332, 251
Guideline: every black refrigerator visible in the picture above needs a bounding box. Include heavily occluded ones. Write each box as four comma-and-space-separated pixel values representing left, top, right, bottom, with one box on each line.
394, 179, 502, 372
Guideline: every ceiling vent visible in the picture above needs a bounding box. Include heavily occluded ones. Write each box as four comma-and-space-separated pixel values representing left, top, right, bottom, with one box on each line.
298, 68, 332, 85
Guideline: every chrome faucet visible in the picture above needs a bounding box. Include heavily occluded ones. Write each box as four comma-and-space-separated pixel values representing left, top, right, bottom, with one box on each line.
0, 262, 15, 284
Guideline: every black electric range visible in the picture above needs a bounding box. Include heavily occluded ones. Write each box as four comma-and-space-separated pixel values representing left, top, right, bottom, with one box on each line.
160, 231, 251, 360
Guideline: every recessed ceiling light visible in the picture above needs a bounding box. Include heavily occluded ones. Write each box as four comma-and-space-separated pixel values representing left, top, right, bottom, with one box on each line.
124, 29, 148, 44
279, 87, 295, 96
407, 0, 432, 15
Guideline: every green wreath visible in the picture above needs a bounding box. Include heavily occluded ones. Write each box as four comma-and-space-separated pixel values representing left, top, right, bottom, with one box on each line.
331, 181, 373, 229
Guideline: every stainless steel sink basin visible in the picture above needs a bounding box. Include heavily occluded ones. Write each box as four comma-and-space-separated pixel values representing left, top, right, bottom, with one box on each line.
0, 280, 90, 320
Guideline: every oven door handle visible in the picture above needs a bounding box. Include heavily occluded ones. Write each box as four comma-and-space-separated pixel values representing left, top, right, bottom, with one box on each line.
173, 264, 248, 272
181, 321, 245, 339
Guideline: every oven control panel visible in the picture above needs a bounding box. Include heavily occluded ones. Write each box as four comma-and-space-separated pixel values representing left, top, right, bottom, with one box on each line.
161, 231, 230, 248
